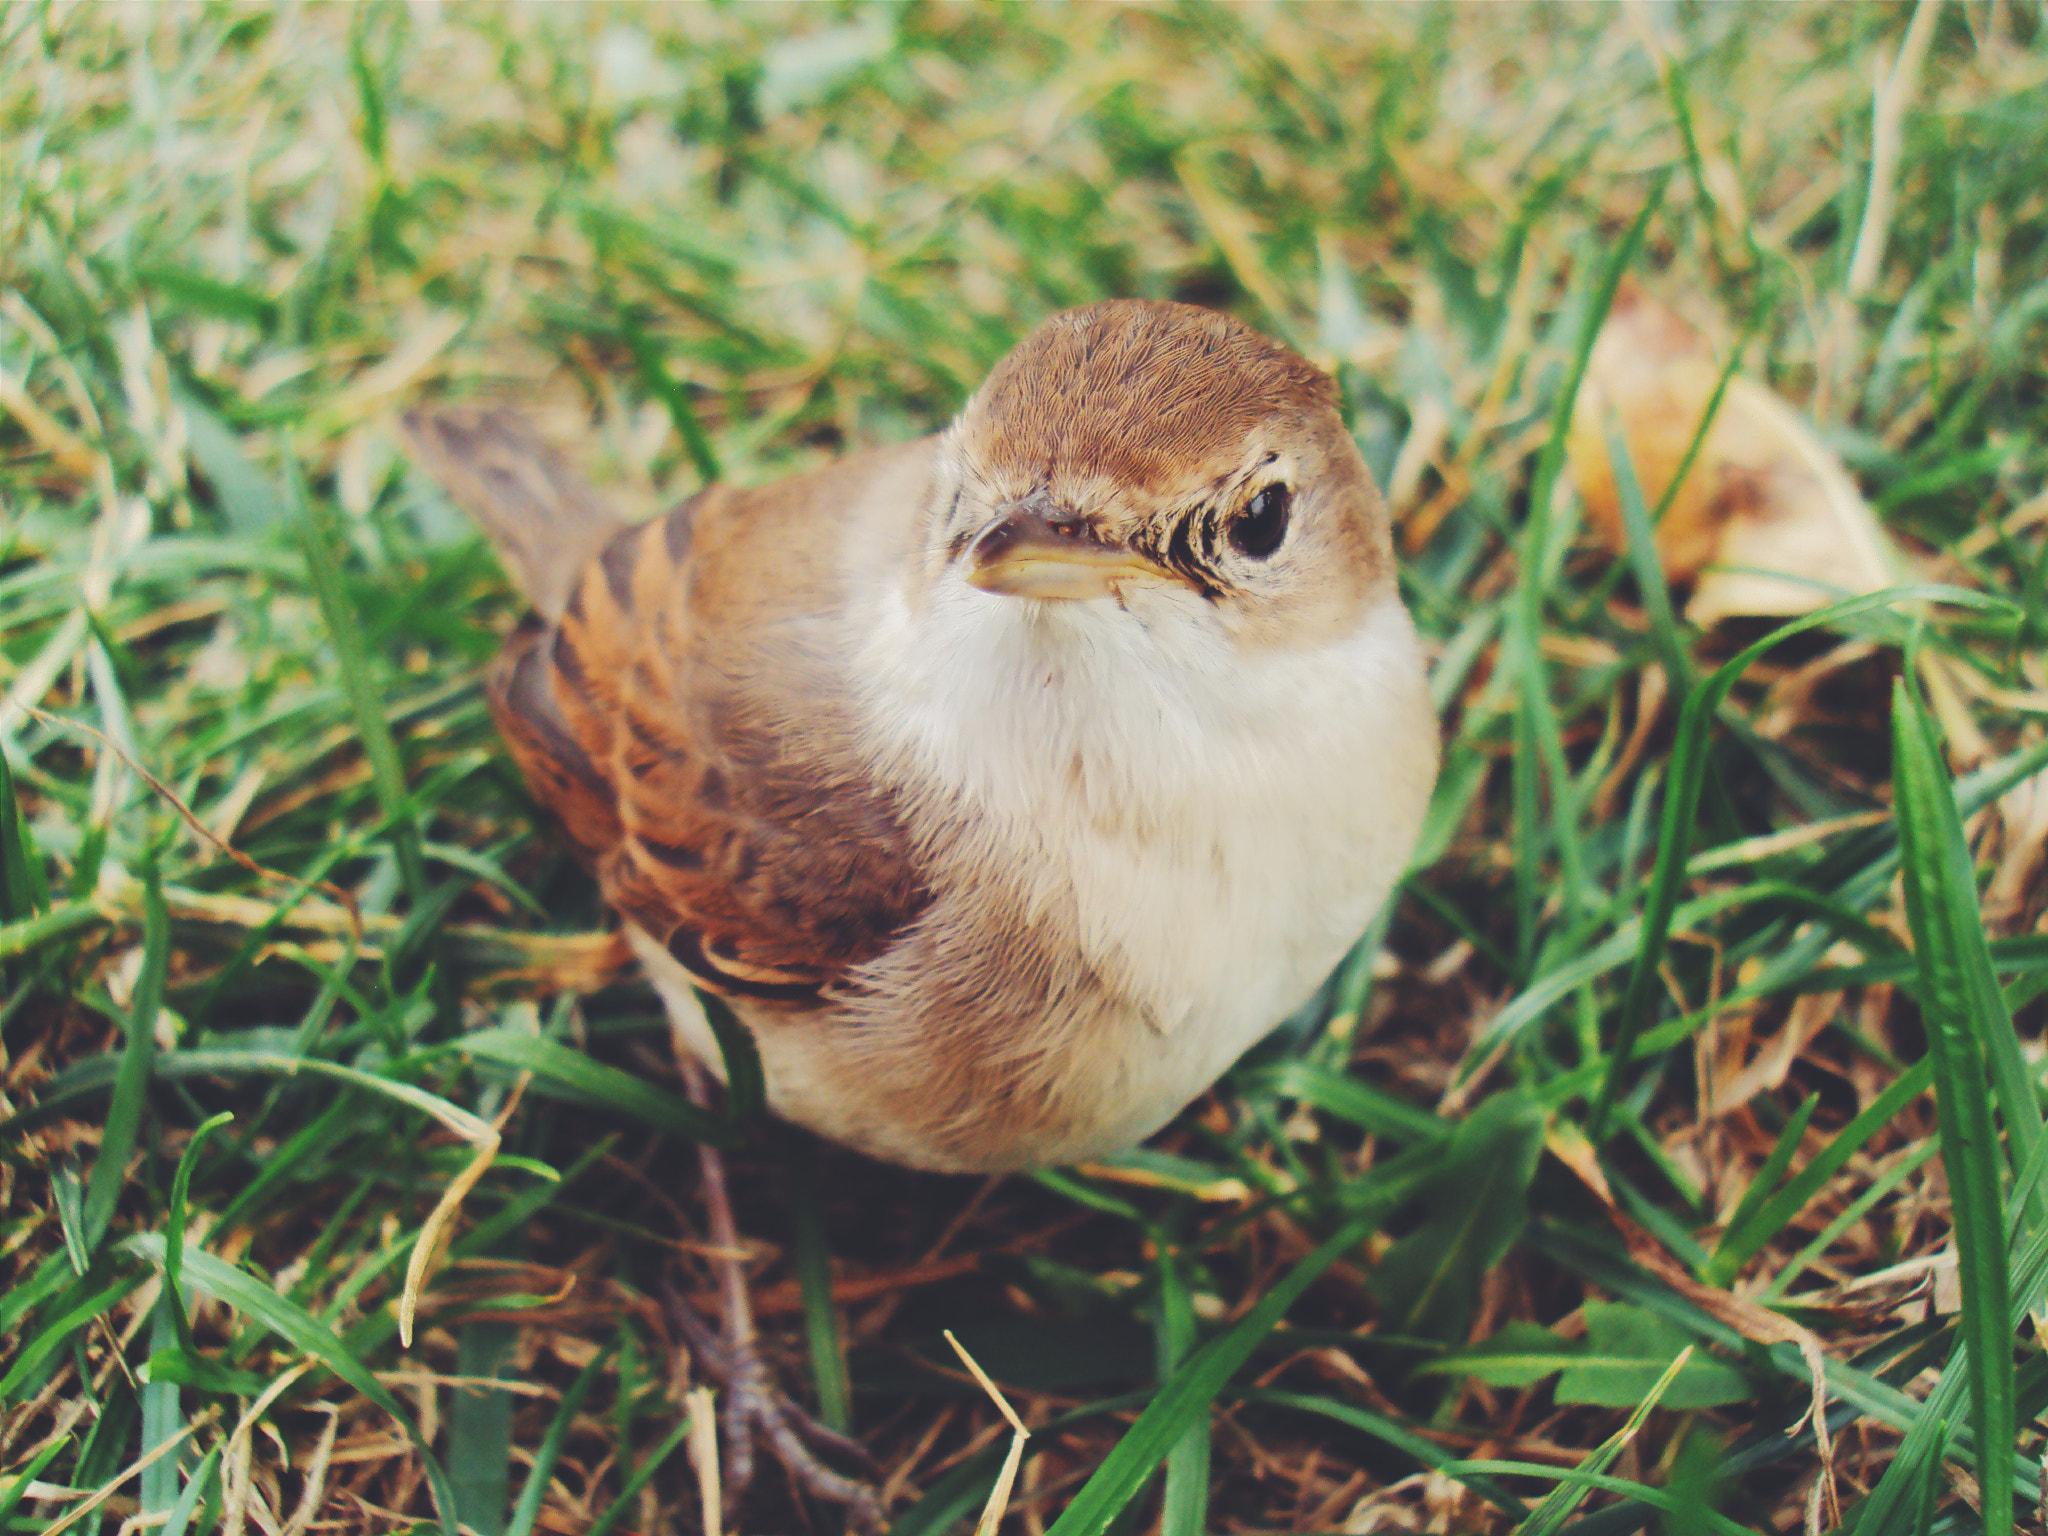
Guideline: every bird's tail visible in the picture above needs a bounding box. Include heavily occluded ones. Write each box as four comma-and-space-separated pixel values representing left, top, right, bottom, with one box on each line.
401, 406, 630, 623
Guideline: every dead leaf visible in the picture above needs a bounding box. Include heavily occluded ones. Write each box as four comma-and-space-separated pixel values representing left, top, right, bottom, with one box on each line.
1702, 989, 1842, 1119
1568, 288, 1906, 627
1986, 751, 2048, 917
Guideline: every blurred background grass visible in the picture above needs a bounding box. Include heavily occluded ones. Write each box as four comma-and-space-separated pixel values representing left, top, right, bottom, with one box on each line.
2, 3, 2046, 1533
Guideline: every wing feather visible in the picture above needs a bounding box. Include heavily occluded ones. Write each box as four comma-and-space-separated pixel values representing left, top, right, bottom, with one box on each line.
424, 415, 931, 1006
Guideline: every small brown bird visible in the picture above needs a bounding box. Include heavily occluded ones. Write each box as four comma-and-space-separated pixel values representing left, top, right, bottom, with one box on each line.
408, 297, 1436, 1517
413, 297, 1436, 1167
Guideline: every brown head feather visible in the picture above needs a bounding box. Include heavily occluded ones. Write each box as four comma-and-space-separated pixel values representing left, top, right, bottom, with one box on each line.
964, 299, 1334, 494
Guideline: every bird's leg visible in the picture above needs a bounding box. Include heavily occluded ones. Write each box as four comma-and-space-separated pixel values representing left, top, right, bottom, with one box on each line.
686, 1069, 761, 1504
673, 1058, 884, 1532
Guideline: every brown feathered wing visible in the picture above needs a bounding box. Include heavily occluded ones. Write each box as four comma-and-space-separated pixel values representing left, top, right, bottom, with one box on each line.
405, 408, 929, 1005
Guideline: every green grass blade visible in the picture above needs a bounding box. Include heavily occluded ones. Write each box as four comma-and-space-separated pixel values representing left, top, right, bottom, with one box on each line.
1154, 1243, 1210, 1536
288, 447, 427, 906
1538, 881, 1892, 1099
52, 1158, 89, 1274
8, 1045, 487, 1142
450, 1321, 517, 1536
0, 1250, 79, 1340
158, 1445, 221, 1536
505, 1338, 616, 1536
124, 1233, 463, 1536
162, 1110, 233, 1354
347, 9, 389, 166
1443, 1458, 1753, 1535
1256, 1059, 1451, 1145
134, 263, 279, 329
190, 844, 361, 1019
1910, 1419, 1952, 1536
1370, 1092, 1543, 1339
1704, 1093, 1818, 1266
881, 1393, 1161, 1536
1512, 1344, 1692, 1536
1600, 407, 1693, 696
1902, 688, 2046, 1204
0, 1269, 148, 1400
620, 320, 721, 486
1892, 677, 2016, 1534
140, 1291, 182, 1513
0, 899, 100, 962
1644, 292, 1759, 533
785, 1130, 852, 1435
584, 1415, 693, 1536
1043, 1211, 1375, 1536
2009, 1117, 2048, 1249
454, 1137, 618, 1265
1505, 176, 1667, 964
697, 987, 765, 1122
1243, 1390, 1529, 1519
82, 858, 166, 1253
0, 1430, 69, 1527
176, 386, 286, 532
0, 744, 48, 922
458, 1027, 736, 1145
1758, 1139, 1939, 1304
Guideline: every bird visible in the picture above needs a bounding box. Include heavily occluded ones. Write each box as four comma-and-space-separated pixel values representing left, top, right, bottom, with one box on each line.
405, 296, 1438, 1523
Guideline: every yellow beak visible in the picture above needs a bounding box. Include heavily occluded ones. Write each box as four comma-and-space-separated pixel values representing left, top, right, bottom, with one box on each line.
965, 511, 1172, 601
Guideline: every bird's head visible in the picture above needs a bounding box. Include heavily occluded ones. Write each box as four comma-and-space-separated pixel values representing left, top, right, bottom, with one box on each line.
921, 299, 1396, 651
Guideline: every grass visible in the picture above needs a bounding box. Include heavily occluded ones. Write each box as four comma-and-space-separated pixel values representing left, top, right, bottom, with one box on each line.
2, 3, 2046, 1533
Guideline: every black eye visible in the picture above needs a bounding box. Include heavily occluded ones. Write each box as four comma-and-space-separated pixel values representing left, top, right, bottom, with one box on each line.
1229, 484, 1291, 559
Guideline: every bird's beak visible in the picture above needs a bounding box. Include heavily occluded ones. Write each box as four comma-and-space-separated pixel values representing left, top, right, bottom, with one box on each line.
965, 510, 1170, 601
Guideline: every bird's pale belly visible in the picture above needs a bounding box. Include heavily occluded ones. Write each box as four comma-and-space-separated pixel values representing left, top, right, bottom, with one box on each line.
627, 796, 1386, 1171
1044, 827, 1382, 1144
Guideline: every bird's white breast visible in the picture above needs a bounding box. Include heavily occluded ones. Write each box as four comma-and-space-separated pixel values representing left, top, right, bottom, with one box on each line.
853, 574, 1435, 1152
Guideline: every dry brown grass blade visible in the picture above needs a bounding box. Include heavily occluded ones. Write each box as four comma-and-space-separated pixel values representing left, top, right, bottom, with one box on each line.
945, 1329, 1030, 1536
1845, 0, 1944, 299
42, 1408, 218, 1536
1072, 1160, 1252, 1203
686, 1384, 721, 1536
278, 1405, 340, 1536
398, 1133, 500, 1351
398, 1076, 525, 1348
222, 1361, 317, 1527
0, 362, 100, 482
1174, 153, 1296, 338
138, 890, 632, 996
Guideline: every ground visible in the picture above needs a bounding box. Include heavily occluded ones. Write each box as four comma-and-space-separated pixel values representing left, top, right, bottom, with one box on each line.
1, 4, 2046, 1535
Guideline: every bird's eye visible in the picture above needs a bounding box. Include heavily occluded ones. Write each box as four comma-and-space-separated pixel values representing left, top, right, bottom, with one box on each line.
1229, 484, 1291, 560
